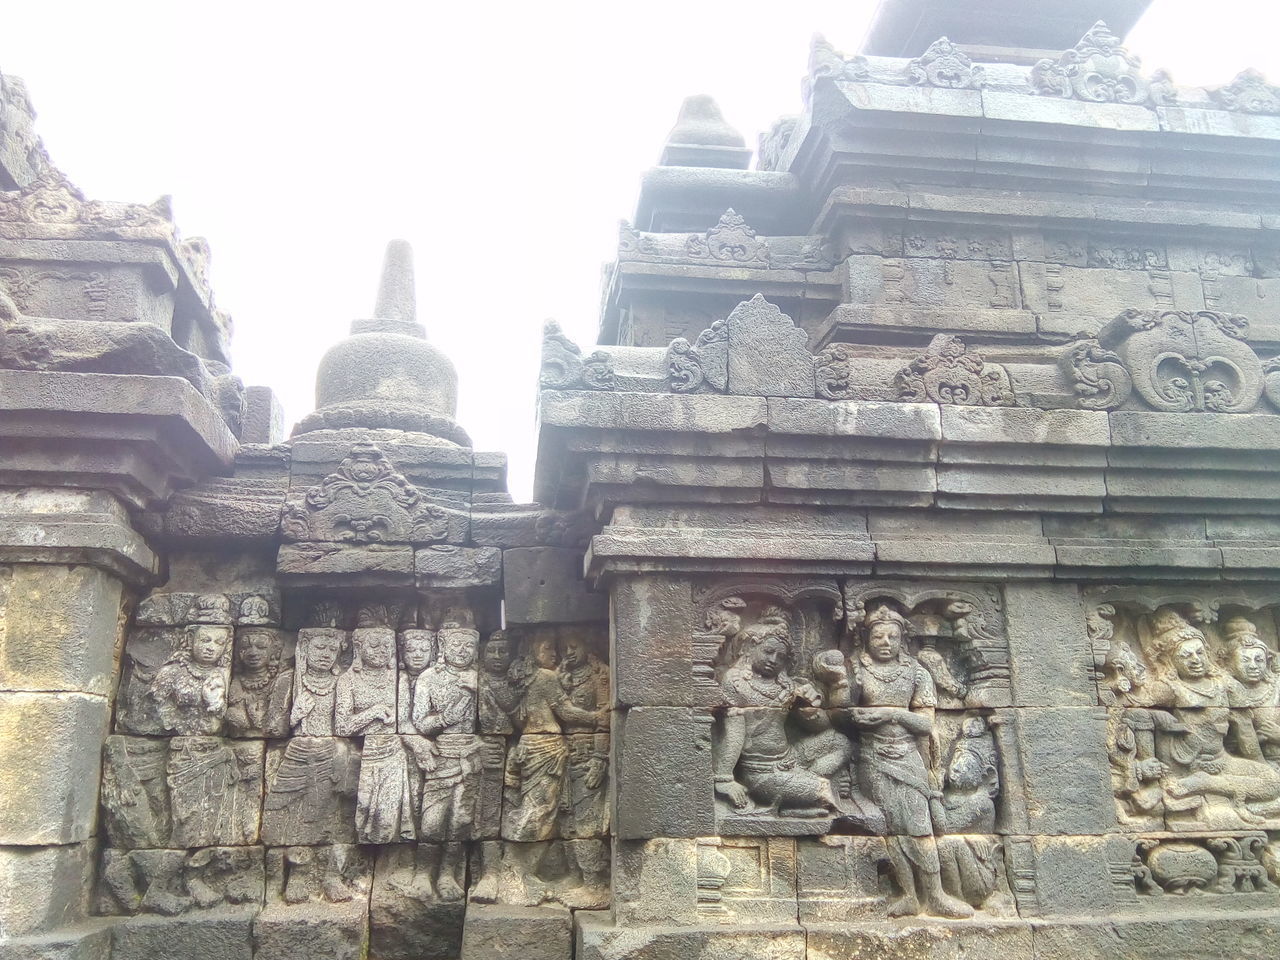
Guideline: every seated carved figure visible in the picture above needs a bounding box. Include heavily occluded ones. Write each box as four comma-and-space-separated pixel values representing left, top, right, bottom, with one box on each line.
1141, 611, 1280, 829
713, 613, 850, 818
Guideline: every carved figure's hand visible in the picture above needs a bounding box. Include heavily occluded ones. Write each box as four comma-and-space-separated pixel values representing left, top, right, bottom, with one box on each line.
594, 709, 610, 731
585, 760, 606, 791
793, 682, 824, 708
202, 674, 226, 711
853, 707, 891, 726
811, 654, 848, 686
1134, 758, 1167, 780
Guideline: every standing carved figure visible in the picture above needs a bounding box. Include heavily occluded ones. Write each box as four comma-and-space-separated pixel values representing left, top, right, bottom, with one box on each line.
827, 605, 973, 918
410, 622, 485, 838
411, 622, 478, 735
337, 627, 414, 844
396, 629, 434, 731
713, 612, 851, 818
558, 630, 611, 838
225, 627, 292, 738
1218, 616, 1280, 767
147, 624, 233, 736
479, 630, 520, 734
167, 738, 257, 847
503, 636, 602, 841
262, 628, 352, 844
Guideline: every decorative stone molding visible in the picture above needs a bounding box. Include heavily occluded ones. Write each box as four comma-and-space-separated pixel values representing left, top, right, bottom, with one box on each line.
280, 443, 449, 544
1097, 309, 1263, 413
1211, 69, 1280, 115
685, 209, 769, 264
1030, 21, 1171, 106
539, 320, 615, 391
894, 335, 1016, 407
1060, 336, 1134, 411
906, 38, 986, 90
666, 322, 728, 394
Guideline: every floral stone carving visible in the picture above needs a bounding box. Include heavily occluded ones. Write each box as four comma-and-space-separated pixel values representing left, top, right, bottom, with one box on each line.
1097, 309, 1263, 413
1061, 335, 1134, 411
1211, 69, 1280, 115
894, 334, 1015, 406
1030, 21, 1172, 106
684, 209, 770, 264
906, 38, 986, 90
539, 320, 616, 391
280, 443, 450, 544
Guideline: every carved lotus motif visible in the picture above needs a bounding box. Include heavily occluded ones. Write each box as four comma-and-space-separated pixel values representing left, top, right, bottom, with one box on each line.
1212, 69, 1280, 115
1098, 309, 1262, 413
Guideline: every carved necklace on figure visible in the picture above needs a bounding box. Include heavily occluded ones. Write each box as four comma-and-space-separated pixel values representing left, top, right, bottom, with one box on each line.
859, 652, 910, 685
742, 671, 789, 703
301, 671, 337, 697
237, 668, 275, 692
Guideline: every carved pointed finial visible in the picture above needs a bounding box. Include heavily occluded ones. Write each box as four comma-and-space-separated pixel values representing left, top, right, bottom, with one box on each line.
660, 95, 751, 170
373, 239, 416, 323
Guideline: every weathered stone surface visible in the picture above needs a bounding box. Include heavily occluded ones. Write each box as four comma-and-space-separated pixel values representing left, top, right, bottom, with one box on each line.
576, 913, 806, 960
114, 910, 254, 960
0, 692, 106, 844
415, 545, 501, 589
1005, 707, 1114, 835
369, 843, 467, 960
614, 707, 714, 839
1004, 582, 1096, 707
806, 919, 1034, 960
253, 902, 367, 960
461, 904, 572, 960
503, 547, 607, 624
0, 563, 122, 694
0, 844, 90, 936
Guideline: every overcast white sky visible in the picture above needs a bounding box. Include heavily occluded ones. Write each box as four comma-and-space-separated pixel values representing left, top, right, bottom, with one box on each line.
3, 1, 1278, 500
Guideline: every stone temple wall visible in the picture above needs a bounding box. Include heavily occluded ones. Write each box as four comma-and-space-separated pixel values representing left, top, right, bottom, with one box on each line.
5, 3, 1280, 958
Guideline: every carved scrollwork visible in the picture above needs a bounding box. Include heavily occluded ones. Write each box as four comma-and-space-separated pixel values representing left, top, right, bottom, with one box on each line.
805, 34, 870, 104
894, 335, 1016, 407
685, 209, 770, 264
1211, 69, 1280, 115
906, 37, 986, 90
1097, 309, 1263, 413
1030, 21, 1168, 106
814, 345, 852, 400
539, 320, 616, 391
665, 319, 727, 394
281, 443, 450, 544
1061, 336, 1133, 411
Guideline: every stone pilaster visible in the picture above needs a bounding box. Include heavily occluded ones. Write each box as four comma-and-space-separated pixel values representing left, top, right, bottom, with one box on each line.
0, 488, 155, 952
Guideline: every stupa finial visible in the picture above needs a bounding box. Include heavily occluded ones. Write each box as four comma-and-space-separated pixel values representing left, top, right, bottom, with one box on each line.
373, 239, 416, 323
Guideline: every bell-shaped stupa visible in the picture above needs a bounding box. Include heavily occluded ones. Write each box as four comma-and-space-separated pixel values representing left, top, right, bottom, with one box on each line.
293, 240, 469, 445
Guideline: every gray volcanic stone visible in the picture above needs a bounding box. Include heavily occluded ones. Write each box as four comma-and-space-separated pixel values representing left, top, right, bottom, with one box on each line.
114, 910, 254, 960
461, 904, 573, 960
503, 547, 607, 624
725, 295, 815, 397
614, 707, 714, 839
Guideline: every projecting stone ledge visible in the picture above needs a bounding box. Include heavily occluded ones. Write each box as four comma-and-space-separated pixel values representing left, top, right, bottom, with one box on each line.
0, 369, 237, 507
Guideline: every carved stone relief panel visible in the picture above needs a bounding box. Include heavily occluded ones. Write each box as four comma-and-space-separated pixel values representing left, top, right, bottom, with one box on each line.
1089, 592, 1280, 834
264, 843, 373, 908
117, 604, 235, 737
697, 579, 1013, 919
469, 839, 611, 911
498, 625, 610, 844
97, 847, 265, 916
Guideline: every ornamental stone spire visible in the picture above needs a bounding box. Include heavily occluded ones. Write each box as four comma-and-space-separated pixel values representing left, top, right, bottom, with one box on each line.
294, 239, 468, 444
